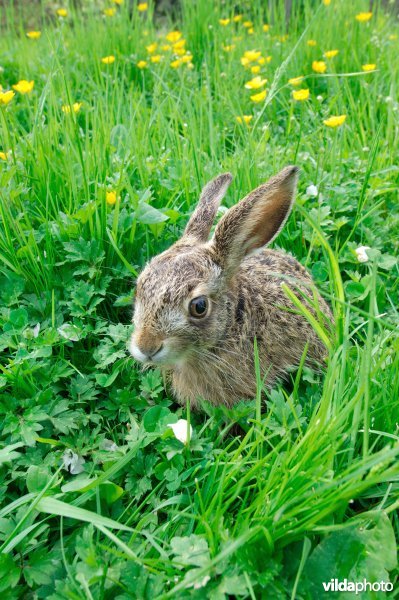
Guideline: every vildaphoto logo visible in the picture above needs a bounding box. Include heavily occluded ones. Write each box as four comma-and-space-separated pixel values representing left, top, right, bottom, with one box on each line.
322, 579, 393, 594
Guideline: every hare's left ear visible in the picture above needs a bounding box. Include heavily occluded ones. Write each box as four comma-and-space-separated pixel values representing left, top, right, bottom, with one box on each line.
211, 166, 299, 275
183, 173, 233, 242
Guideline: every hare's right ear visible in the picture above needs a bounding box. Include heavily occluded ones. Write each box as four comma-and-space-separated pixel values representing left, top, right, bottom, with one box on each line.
183, 173, 233, 242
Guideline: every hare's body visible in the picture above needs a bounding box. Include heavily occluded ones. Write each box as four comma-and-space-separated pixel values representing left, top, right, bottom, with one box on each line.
171, 248, 330, 407
130, 167, 332, 408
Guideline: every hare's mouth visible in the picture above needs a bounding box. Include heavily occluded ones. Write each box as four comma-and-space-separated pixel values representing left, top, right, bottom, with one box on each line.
129, 337, 183, 368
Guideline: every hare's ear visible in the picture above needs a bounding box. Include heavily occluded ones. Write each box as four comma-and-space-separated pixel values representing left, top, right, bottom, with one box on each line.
183, 173, 233, 242
211, 166, 299, 275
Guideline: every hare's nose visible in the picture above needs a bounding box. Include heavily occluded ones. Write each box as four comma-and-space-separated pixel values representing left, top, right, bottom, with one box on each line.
130, 330, 164, 362
146, 343, 163, 359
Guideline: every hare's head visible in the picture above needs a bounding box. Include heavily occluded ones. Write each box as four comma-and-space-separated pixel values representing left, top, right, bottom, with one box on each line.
129, 166, 299, 367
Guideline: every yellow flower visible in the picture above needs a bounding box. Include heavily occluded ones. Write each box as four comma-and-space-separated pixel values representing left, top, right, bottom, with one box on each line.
324, 49, 339, 58
101, 55, 115, 64
150, 54, 162, 63
250, 89, 267, 103
56, 8, 68, 17
262, 24, 270, 32
245, 76, 267, 90
389, 34, 398, 41
307, 39, 317, 46
258, 56, 271, 65
160, 44, 171, 51
362, 63, 376, 71
292, 88, 309, 101
222, 44, 235, 52
170, 58, 182, 68
312, 60, 327, 73
146, 42, 157, 53
219, 18, 230, 26
323, 0, 331, 5
12, 80, 34, 94
174, 47, 186, 56
241, 50, 261, 64
0, 151, 8, 160
233, 15, 242, 22
103, 7, 116, 16
106, 191, 117, 205
236, 115, 252, 125
243, 21, 253, 28
138, 2, 148, 11
181, 54, 192, 63
323, 114, 346, 127
112, 0, 123, 4
61, 102, 82, 114
26, 31, 41, 39
173, 39, 186, 50
251, 65, 261, 74
0, 90, 15, 106
137, 60, 147, 68
288, 76, 304, 86
355, 12, 372, 22
166, 31, 182, 43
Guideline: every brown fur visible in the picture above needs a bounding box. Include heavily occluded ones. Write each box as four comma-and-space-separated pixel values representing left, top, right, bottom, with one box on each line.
130, 166, 333, 408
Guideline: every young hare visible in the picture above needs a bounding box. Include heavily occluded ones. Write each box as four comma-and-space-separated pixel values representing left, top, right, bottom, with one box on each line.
130, 166, 332, 407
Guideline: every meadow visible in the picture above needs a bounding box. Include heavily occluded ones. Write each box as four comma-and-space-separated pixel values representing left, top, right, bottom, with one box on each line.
0, 0, 399, 597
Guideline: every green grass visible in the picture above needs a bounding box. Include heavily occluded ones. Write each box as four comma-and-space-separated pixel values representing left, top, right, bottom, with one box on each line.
0, 0, 399, 597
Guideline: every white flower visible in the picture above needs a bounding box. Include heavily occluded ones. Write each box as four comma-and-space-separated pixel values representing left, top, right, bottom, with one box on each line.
33, 323, 40, 338
62, 449, 85, 474
169, 419, 193, 444
306, 184, 318, 197
316, 95, 323, 101
355, 245, 371, 263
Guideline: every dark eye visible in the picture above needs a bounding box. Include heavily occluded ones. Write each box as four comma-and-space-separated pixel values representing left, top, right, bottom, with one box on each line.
189, 296, 209, 319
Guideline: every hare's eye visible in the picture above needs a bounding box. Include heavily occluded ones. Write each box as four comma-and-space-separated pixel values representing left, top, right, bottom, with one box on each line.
189, 296, 209, 319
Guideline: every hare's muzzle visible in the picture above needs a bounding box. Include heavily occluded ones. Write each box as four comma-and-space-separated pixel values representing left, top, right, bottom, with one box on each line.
129, 329, 165, 364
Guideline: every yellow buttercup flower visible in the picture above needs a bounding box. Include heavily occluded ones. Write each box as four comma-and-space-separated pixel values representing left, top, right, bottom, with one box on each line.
324, 49, 339, 58
292, 88, 309, 101
103, 7, 116, 16
181, 54, 192, 63
245, 76, 267, 90
262, 24, 270, 32
222, 44, 235, 52
247, 27, 254, 35
250, 89, 267, 103
137, 60, 147, 68
251, 65, 261, 74
173, 39, 186, 50
56, 8, 68, 17
0, 90, 15, 106
243, 21, 253, 28
240, 50, 261, 66
233, 15, 242, 22
160, 44, 171, 51
362, 63, 376, 71
312, 60, 327, 73
146, 42, 157, 53
356, 12, 372, 22
61, 102, 82, 114
323, 0, 331, 5
219, 18, 230, 26
166, 31, 182, 43
236, 115, 252, 125
26, 31, 41, 39
138, 2, 148, 11
112, 0, 123, 4
258, 56, 271, 65
106, 191, 117, 205
0, 151, 8, 160
170, 58, 182, 68
101, 55, 115, 64
288, 76, 304, 86
307, 39, 317, 46
12, 80, 34, 94
323, 114, 346, 127
150, 54, 162, 63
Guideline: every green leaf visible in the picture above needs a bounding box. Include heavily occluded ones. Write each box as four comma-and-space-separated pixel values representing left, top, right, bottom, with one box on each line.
26, 465, 52, 493
36, 497, 133, 531
0, 443, 24, 466
0, 554, 20, 592
143, 406, 174, 433
301, 512, 397, 598
170, 534, 210, 568
136, 201, 169, 225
